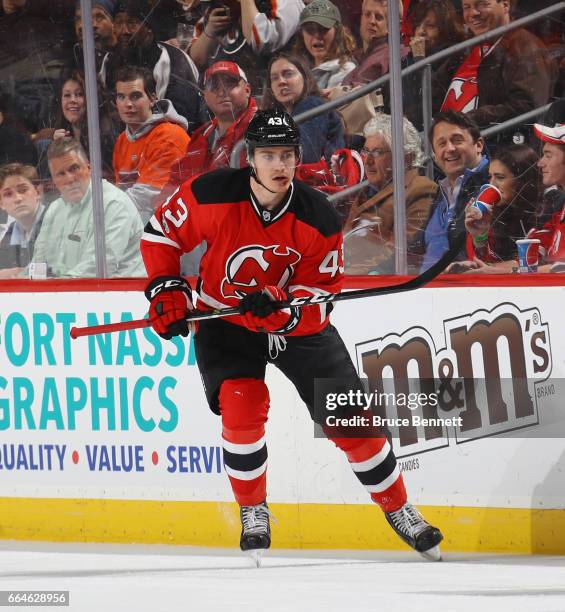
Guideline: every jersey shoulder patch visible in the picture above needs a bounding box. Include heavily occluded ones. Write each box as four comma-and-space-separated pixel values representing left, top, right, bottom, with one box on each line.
191, 168, 250, 204
291, 180, 342, 237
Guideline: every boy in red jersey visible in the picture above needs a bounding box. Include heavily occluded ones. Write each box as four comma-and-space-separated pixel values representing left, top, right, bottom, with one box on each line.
527, 115, 565, 271
140, 109, 443, 561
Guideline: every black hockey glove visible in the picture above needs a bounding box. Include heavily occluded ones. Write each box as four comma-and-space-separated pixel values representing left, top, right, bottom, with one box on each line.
238, 286, 293, 333
239, 285, 289, 317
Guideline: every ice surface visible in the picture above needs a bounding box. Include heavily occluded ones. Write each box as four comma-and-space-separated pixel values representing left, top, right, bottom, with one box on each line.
0, 542, 564, 612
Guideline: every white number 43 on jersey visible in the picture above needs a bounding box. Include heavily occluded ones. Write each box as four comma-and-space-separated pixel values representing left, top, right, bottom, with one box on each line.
319, 249, 344, 277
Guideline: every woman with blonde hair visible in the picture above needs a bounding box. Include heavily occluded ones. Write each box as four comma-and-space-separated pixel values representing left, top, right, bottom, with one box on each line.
292, 0, 357, 89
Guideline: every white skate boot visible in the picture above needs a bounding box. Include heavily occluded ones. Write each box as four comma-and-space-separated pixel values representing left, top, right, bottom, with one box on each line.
385, 502, 443, 561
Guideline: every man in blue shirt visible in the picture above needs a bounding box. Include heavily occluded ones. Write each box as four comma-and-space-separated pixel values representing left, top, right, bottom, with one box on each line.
416, 110, 489, 272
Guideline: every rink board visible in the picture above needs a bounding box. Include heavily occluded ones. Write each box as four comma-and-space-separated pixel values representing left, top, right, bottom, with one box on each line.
0, 278, 564, 553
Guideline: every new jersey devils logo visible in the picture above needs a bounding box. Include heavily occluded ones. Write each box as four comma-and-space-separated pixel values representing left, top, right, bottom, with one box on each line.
442, 77, 479, 114
221, 245, 301, 299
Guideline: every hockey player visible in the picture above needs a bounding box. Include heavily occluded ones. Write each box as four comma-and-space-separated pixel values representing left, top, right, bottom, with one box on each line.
140, 109, 443, 561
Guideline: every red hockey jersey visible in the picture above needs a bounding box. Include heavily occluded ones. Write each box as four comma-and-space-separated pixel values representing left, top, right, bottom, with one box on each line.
140, 168, 345, 336
527, 202, 565, 264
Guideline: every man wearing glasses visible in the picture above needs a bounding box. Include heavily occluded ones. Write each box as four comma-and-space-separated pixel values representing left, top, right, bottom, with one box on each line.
140, 108, 444, 563
344, 114, 437, 274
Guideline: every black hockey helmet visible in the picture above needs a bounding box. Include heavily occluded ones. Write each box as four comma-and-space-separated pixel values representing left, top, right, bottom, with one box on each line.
245, 109, 301, 150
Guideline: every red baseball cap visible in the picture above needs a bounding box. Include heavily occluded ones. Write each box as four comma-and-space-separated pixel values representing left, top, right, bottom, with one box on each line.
204, 61, 247, 85
534, 123, 565, 146
534, 99, 565, 145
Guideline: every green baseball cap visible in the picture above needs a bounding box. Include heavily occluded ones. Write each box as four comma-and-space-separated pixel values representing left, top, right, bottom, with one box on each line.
299, 0, 341, 29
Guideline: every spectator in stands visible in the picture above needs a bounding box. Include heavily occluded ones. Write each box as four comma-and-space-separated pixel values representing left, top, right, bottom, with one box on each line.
32, 137, 144, 278
341, 0, 409, 100
75, 0, 116, 52
34, 69, 119, 179
73, 0, 117, 72
409, 0, 465, 58
461, 144, 539, 268
113, 65, 190, 223
189, 0, 302, 94
433, 0, 555, 133
518, 116, 565, 271
464, 101, 565, 272
73, 0, 116, 72
292, 0, 357, 90
102, 0, 203, 132
411, 110, 489, 272
167, 60, 257, 187
343, 113, 437, 274
0, 163, 46, 277
0, 0, 74, 133
262, 52, 345, 164
404, 0, 466, 130
55, 71, 88, 144
0, 93, 37, 167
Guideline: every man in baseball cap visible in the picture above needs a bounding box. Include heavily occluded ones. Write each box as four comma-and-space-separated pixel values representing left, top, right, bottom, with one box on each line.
534, 99, 565, 146
299, 0, 341, 28
528, 99, 565, 271
203, 60, 248, 87
166, 60, 257, 186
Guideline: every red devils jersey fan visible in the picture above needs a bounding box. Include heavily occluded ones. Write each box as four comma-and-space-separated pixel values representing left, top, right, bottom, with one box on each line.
140, 109, 443, 562
527, 109, 565, 270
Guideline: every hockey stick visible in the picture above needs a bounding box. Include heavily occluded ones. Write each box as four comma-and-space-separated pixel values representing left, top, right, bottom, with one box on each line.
70, 233, 465, 339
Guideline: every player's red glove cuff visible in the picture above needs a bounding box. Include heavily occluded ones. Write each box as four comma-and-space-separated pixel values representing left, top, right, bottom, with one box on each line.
145, 275, 195, 340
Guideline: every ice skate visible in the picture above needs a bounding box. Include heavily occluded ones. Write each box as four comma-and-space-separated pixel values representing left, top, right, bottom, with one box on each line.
385, 502, 443, 561
240, 501, 271, 566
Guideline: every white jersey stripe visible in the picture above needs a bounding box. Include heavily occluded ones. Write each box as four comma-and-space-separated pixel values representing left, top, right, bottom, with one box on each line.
349, 441, 391, 473
222, 435, 266, 455
141, 232, 181, 249
224, 460, 268, 481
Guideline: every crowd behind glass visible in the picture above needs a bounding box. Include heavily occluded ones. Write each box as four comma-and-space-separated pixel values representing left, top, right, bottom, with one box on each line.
0, 0, 563, 279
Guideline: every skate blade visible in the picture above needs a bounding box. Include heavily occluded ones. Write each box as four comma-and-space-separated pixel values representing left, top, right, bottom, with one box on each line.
247, 549, 264, 568
419, 544, 441, 562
